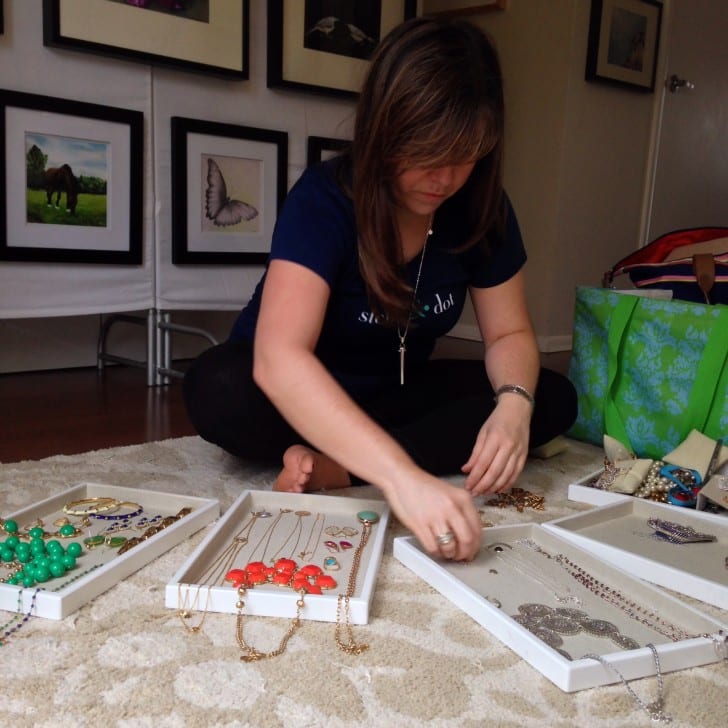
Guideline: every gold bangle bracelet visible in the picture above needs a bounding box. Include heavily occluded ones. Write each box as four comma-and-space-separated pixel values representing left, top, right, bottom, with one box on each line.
63, 497, 120, 516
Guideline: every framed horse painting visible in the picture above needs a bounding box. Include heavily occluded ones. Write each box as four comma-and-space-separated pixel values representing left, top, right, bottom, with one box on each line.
0, 90, 143, 264
43, 0, 249, 80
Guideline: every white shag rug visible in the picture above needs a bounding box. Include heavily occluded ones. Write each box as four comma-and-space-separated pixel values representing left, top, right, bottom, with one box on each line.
1, 436, 726, 728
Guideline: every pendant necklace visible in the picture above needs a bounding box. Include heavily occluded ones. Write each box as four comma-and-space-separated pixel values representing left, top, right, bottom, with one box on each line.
397, 218, 433, 386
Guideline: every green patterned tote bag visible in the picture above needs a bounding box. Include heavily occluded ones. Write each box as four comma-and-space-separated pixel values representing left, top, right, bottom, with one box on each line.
567, 286, 728, 458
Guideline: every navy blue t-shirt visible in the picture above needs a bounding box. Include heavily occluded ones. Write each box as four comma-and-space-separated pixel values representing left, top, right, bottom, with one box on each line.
230, 158, 526, 392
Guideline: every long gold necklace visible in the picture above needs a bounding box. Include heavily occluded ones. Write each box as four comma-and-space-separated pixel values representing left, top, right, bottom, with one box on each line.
246, 508, 290, 564
196, 510, 271, 586
334, 509, 380, 654
397, 218, 433, 386
271, 510, 310, 561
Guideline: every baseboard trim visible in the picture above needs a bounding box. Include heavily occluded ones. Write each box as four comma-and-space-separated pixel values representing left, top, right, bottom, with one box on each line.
447, 324, 572, 354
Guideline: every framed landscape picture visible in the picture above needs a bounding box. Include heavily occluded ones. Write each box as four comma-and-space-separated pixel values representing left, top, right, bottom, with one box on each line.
267, 0, 417, 97
171, 116, 288, 264
0, 90, 143, 264
43, 0, 249, 79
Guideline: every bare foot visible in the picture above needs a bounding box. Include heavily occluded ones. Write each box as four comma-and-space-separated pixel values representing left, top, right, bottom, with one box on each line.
273, 445, 351, 492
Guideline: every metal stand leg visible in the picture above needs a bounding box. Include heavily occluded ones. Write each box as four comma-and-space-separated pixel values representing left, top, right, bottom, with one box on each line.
155, 311, 219, 384
97, 309, 158, 386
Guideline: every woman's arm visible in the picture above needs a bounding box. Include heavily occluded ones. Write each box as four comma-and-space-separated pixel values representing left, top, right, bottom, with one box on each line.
461, 270, 540, 495
254, 259, 482, 560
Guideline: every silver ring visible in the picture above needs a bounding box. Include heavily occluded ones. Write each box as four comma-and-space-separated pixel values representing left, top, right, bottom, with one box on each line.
436, 531, 455, 546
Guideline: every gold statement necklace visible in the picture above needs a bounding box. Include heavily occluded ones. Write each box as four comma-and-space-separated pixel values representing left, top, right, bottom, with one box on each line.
397, 218, 433, 386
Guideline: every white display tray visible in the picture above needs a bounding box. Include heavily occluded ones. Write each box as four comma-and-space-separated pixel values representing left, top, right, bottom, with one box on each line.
544, 498, 728, 609
568, 481, 631, 508
393, 523, 726, 692
166, 490, 389, 624
0, 482, 219, 620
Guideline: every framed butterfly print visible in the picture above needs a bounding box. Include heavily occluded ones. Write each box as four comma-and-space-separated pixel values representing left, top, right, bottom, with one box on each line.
267, 0, 417, 98
171, 117, 288, 264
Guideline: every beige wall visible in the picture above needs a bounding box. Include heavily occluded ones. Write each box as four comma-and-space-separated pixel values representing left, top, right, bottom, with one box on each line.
446, 0, 659, 349
1, 0, 663, 371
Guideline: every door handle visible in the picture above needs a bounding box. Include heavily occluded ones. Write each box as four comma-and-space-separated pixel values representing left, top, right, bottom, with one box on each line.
667, 74, 695, 93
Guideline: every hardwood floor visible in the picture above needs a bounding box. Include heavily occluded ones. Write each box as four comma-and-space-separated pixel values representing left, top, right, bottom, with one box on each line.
0, 345, 571, 464
0, 365, 195, 463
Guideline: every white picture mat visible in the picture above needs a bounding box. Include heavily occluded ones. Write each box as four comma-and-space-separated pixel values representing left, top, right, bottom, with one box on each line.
5, 106, 130, 251
58, 0, 244, 71
596, 0, 660, 87
185, 132, 277, 254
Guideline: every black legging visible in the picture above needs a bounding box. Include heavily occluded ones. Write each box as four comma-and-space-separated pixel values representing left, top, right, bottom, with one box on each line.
183, 338, 578, 476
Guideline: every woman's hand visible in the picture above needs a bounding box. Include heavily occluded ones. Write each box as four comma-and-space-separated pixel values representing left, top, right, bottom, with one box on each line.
461, 395, 531, 496
382, 471, 482, 562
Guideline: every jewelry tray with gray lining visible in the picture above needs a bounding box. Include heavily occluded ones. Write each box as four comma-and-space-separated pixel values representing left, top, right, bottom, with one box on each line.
393, 523, 727, 692
166, 490, 390, 624
0, 482, 220, 620
544, 498, 728, 609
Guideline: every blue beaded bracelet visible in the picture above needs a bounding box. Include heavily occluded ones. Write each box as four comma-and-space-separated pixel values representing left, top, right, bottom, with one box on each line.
90, 502, 143, 521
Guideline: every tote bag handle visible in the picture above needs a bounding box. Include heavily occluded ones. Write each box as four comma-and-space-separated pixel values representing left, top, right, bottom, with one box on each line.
604, 295, 728, 450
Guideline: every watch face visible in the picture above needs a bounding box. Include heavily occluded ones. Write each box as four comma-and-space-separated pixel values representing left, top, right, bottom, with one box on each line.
356, 510, 380, 525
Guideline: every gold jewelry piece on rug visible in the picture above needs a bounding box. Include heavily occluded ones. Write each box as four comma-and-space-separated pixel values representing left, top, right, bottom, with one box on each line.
63, 497, 120, 516
177, 583, 213, 634
235, 587, 306, 662
484, 488, 545, 512
334, 510, 379, 655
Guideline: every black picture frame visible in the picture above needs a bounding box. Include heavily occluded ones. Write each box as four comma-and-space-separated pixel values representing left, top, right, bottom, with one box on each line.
171, 117, 288, 265
0, 89, 143, 265
585, 0, 662, 92
267, 0, 418, 98
306, 136, 351, 166
0, 2, 4, 35
43, 0, 249, 80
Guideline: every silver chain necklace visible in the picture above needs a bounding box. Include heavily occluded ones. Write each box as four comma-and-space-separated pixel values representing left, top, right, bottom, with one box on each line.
396, 220, 433, 386
583, 643, 671, 723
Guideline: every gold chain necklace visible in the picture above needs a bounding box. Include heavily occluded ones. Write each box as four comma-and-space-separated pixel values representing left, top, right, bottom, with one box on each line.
271, 510, 310, 561
334, 510, 380, 654
397, 218, 433, 386
196, 509, 271, 586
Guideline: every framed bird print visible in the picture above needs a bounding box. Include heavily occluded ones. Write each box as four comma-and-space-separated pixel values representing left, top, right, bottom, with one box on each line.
171, 117, 288, 265
267, 0, 417, 98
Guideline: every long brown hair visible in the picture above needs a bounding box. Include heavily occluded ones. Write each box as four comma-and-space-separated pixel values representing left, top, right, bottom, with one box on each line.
350, 17, 505, 326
